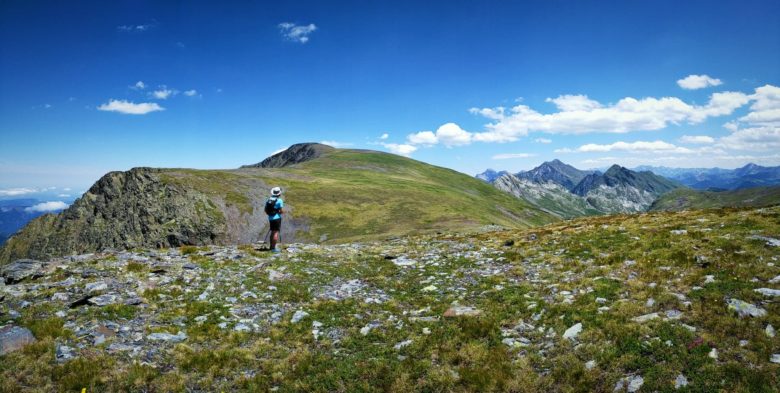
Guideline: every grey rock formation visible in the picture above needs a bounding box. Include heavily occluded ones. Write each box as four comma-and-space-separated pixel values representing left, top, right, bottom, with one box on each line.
1, 259, 45, 284
241, 143, 335, 168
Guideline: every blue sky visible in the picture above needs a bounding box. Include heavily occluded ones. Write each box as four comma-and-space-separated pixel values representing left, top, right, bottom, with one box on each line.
1, 0, 779, 197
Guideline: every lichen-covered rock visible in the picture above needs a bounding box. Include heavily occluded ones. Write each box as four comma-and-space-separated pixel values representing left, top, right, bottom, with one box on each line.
1, 259, 45, 284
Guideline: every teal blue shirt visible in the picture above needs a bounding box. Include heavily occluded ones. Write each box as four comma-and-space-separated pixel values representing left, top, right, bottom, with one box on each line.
267, 197, 283, 221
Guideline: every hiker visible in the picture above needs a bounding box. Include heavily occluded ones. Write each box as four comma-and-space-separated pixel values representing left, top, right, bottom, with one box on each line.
265, 187, 284, 253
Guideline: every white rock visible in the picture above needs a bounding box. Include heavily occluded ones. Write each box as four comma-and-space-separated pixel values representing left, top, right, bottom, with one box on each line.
632, 313, 659, 323
360, 325, 372, 336
771, 354, 780, 364
769, 275, 780, 284
703, 275, 715, 284
585, 360, 596, 370
670, 229, 687, 235
394, 339, 413, 350
421, 285, 437, 292
422, 327, 431, 335
291, 310, 309, 324
562, 323, 583, 341
708, 348, 718, 360
727, 298, 767, 318
645, 298, 655, 308
674, 374, 688, 389
147, 331, 187, 343
766, 324, 776, 338
754, 288, 780, 297
614, 375, 644, 392
85, 281, 108, 294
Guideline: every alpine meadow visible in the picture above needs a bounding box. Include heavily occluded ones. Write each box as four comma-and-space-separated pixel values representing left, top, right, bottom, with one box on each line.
1, 1, 780, 392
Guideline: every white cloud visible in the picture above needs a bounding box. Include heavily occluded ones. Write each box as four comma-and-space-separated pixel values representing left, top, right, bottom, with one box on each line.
151, 87, 177, 100
679, 135, 715, 144
97, 99, 164, 115
534, 138, 552, 144
379, 133, 389, 140
131, 81, 146, 90
407, 123, 472, 147
24, 201, 68, 213
407, 131, 438, 145
0, 187, 37, 196
465, 89, 753, 143
320, 140, 353, 148
492, 153, 536, 160
718, 126, 780, 152
183, 89, 199, 97
575, 140, 694, 153
677, 74, 723, 90
63, 187, 71, 191
278, 22, 317, 43
545, 94, 602, 111
382, 143, 417, 157
57, 194, 71, 198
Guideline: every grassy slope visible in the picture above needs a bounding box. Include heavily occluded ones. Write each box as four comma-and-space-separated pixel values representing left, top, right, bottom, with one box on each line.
163, 149, 556, 242
2, 207, 778, 391
650, 185, 780, 211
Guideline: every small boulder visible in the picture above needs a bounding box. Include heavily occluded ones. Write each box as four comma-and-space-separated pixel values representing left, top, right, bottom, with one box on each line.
727, 299, 767, 318
0, 325, 36, 355
1, 259, 45, 284
443, 305, 482, 317
562, 323, 583, 341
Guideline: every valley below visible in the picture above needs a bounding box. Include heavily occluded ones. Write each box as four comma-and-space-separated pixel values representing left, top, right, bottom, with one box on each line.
2, 206, 779, 392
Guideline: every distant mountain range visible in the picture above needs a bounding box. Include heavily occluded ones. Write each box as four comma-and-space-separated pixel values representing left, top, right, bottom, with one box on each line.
481, 161, 682, 216
649, 185, 780, 211
633, 163, 780, 190
479, 161, 780, 217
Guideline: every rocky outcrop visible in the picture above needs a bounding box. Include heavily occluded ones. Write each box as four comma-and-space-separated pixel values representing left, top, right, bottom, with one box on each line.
493, 173, 601, 218
0, 168, 231, 263
241, 143, 335, 168
516, 159, 596, 191
571, 165, 682, 213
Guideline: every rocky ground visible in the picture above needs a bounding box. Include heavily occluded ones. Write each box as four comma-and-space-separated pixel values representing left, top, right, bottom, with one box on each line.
1, 207, 779, 392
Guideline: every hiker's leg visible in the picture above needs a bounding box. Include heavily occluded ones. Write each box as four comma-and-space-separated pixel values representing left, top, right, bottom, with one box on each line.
270, 230, 278, 250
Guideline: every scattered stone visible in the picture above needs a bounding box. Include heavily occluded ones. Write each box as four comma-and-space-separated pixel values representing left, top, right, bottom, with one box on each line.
727, 298, 767, 318
1, 259, 44, 284
51, 292, 69, 301
56, 344, 75, 362
674, 374, 688, 389
708, 348, 718, 360
739, 340, 749, 347
614, 375, 644, 392
670, 229, 687, 235
88, 294, 118, 306
585, 360, 596, 370
766, 324, 776, 338
422, 327, 431, 335
233, 323, 252, 332
291, 310, 309, 324
750, 235, 780, 247
421, 285, 437, 292
394, 339, 413, 350
147, 331, 187, 343
562, 323, 582, 341
754, 288, 780, 297
769, 275, 780, 284
392, 256, 416, 267
632, 313, 659, 323
665, 309, 683, 320
645, 298, 655, 308
443, 305, 482, 317
85, 281, 108, 295
703, 275, 715, 284
771, 354, 780, 364
0, 325, 36, 355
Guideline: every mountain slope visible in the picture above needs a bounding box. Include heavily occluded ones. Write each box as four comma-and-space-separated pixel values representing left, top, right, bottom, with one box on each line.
517, 159, 595, 191
0, 146, 556, 263
241, 142, 335, 168
475, 169, 509, 183
493, 173, 602, 219
572, 165, 682, 213
649, 185, 780, 211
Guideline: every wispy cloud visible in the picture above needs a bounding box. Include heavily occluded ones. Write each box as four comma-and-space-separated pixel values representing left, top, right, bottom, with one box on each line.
679, 135, 715, 144
677, 74, 723, 90
97, 99, 164, 115
534, 138, 552, 144
151, 86, 177, 100
131, 81, 146, 90
380, 133, 389, 140
24, 201, 68, 213
183, 89, 199, 97
117, 21, 157, 32
0, 187, 37, 196
571, 140, 695, 154
278, 22, 317, 43
492, 153, 536, 160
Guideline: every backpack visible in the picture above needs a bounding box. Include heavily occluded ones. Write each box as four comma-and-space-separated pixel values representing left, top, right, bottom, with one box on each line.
264, 198, 279, 216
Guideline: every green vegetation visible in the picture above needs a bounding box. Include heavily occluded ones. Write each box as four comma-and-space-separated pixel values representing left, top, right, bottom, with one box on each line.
2, 206, 778, 391
650, 185, 780, 211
